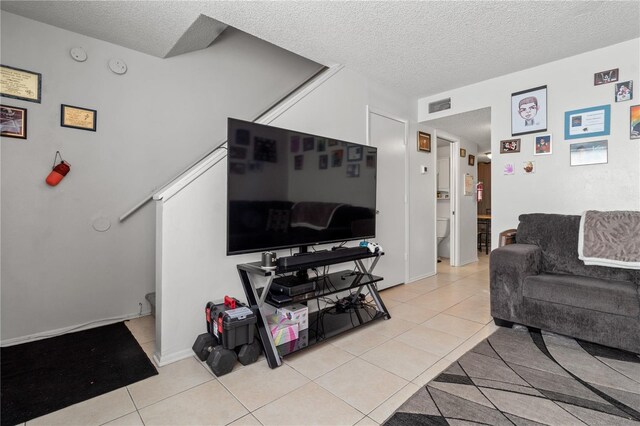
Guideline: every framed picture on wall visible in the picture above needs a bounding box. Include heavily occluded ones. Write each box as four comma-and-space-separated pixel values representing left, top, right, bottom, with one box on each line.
631, 105, 640, 139
0, 105, 27, 139
417, 131, 431, 152
61, 104, 97, 131
459, 148, 466, 157
564, 105, 610, 140
511, 85, 547, 136
615, 81, 633, 102
468, 155, 475, 166
570, 140, 608, 166
347, 145, 363, 161
594, 68, 618, 85
500, 138, 521, 153
534, 134, 552, 155
0, 64, 42, 103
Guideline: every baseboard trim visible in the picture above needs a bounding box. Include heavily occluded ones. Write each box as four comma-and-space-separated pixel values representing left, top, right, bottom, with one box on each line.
408, 272, 436, 283
154, 348, 194, 367
1, 310, 152, 347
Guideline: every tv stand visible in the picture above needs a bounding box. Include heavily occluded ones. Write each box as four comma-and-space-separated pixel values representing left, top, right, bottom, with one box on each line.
236, 249, 389, 368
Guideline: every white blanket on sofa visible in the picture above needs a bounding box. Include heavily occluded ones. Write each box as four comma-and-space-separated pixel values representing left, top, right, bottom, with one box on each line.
578, 210, 640, 269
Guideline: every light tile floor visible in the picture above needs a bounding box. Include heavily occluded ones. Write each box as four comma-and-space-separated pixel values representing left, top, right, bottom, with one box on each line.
26, 253, 497, 426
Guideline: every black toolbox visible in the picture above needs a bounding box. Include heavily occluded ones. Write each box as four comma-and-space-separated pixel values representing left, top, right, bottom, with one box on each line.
212, 296, 257, 350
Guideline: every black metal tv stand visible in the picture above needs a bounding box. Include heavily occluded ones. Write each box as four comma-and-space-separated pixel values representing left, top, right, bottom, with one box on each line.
236, 248, 389, 368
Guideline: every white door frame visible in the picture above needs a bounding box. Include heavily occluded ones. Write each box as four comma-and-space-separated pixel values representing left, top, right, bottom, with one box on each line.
365, 105, 409, 284
434, 129, 460, 267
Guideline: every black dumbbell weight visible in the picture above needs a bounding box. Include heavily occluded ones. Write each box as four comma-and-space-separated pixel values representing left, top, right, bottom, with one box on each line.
192, 333, 217, 362
237, 339, 262, 366
206, 346, 237, 376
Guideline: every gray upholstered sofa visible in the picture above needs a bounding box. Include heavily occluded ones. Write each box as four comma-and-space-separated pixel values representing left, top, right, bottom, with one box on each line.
490, 213, 640, 353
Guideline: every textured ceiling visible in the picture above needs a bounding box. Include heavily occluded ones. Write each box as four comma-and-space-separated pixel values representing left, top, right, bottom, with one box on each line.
2, 1, 639, 98
0, 1, 228, 58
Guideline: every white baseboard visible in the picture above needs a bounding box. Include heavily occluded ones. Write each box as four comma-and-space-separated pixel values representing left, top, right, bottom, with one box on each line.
457, 257, 479, 266
0, 310, 152, 347
408, 272, 436, 283
153, 348, 194, 367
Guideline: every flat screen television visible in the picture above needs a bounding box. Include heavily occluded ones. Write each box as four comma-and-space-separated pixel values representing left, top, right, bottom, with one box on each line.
227, 118, 377, 255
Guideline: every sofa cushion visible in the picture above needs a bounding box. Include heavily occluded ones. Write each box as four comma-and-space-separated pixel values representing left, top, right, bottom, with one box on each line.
517, 213, 639, 283
523, 273, 639, 318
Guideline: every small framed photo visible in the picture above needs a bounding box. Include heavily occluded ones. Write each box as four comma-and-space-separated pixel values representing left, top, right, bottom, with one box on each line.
564, 105, 610, 140
290, 136, 300, 153
503, 163, 515, 175
459, 148, 466, 158
319, 154, 328, 170
229, 146, 247, 159
534, 134, 552, 155
1, 64, 42, 103
500, 138, 521, 154
317, 138, 327, 152
630, 105, 640, 140
468, 155, 475, 166
594, 68, 618, 85
303, 137, 314, 151
347, 163, 360, 177
294, 154, 304, 170
254, 137, 277, 162
331, 149, 343, 167
235, 129, 250, 146
0, 105, 27, 139
512, 85, 547, 136
417, 131, 431, 152
523, 161, 535, 174
61, 104, 97, 131
570, 140, 608, 166
347, 145, 363, 161
615, 81, 633, 102
366, 154, 376, 168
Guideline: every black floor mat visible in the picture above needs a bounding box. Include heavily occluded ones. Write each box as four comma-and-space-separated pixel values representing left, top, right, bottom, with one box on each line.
1, 321, 158, 425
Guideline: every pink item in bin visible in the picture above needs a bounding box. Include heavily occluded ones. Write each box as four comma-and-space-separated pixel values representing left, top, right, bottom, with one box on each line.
267, 314, 299, 345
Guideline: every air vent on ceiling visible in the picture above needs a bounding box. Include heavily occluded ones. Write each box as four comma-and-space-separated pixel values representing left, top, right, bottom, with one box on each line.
428, 98, 451, 114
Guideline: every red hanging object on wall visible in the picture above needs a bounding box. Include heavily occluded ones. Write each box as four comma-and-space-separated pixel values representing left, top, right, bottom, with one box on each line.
46, 151, 70, 186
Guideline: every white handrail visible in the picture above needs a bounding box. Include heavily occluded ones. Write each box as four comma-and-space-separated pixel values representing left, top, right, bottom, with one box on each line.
118, 64, 343, 222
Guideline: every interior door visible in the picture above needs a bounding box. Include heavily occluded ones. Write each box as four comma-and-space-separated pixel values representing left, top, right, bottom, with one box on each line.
369, 110, 407, 289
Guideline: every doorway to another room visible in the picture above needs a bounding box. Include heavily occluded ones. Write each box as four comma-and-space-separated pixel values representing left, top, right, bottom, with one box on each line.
425, 107, 492, 270
436, 137, 454, 264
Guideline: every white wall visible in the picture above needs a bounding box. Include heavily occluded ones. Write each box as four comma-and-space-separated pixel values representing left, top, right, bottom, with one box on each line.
0, 12, 322, 344
408, 122, 437, 281
154, 67, 430, 364
419, 39, 640, 245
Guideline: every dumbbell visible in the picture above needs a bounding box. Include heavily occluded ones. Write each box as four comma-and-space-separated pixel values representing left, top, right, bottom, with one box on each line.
206, 345, 237, 376
237, 339, 262, 365
192, 333, 217, 362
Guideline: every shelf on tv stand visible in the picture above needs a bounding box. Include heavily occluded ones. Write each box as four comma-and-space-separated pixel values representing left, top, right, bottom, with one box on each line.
256, 270, 383, 308
236, 250, 389, 368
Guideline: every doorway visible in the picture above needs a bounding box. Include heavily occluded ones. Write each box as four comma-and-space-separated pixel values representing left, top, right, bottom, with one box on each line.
436, 137, 455, 264
425, 107, 492, 267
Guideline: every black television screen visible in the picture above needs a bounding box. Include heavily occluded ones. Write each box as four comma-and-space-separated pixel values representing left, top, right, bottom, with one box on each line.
227, 118, 377, 255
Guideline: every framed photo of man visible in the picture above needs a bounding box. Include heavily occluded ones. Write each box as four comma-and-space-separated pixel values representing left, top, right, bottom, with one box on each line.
511, 85, 547, 136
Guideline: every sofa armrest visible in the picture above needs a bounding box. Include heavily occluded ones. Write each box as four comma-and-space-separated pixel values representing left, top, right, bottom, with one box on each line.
490, 244, 542, 323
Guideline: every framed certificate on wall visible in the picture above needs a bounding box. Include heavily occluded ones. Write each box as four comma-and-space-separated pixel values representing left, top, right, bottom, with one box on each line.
0, 65, 42, 103
61, 104, 97, 131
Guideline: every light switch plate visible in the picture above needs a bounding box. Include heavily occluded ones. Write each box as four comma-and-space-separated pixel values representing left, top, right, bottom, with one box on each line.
420, 165, 428, 174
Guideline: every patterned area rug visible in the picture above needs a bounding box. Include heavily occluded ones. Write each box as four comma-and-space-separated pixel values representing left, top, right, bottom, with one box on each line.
385, 326, 640, 425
